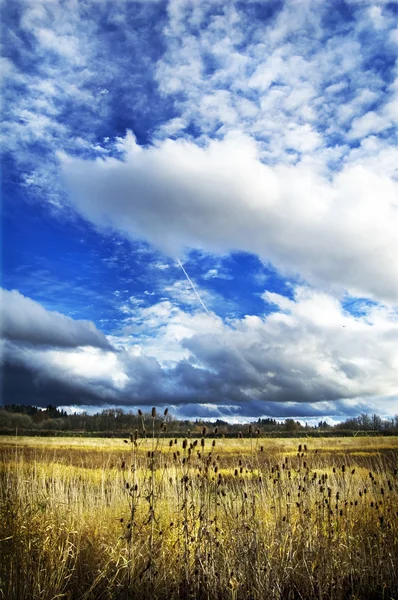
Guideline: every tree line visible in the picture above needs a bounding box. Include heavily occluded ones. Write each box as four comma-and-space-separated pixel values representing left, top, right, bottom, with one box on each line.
1, 404, 398, 436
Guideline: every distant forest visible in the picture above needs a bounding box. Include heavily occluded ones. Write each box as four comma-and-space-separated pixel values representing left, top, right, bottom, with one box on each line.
1, 404, 398, 437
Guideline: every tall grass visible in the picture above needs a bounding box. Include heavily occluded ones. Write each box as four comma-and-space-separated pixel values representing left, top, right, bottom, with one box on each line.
1, 426, 397, 599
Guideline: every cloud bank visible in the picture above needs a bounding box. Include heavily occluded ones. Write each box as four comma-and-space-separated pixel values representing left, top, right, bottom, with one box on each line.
1, 289, 111, 349
2, 289, 398, 418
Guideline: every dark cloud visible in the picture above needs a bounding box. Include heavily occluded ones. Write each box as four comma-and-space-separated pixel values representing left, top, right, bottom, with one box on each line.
0, 338, 391, 420
182, 334, 347, 405
1, 289, 112, 349
0, 356, 108, 407
1, 290, 397, 419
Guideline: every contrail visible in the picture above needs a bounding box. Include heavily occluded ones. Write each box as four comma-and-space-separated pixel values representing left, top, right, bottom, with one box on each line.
177, 258, 210, 315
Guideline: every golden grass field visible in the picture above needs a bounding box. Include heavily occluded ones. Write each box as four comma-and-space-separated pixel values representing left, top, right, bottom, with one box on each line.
1, 433, 397, 600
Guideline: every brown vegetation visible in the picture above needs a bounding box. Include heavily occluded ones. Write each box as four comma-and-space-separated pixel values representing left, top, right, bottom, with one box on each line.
1, 421, 397, 599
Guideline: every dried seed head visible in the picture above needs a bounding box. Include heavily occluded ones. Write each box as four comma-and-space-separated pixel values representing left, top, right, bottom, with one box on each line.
151, 407, 157, 418
138, 409, 143, 416
164, 408, 169, 416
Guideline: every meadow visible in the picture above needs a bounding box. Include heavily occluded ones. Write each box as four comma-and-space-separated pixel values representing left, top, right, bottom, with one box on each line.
1, 425, 397, 600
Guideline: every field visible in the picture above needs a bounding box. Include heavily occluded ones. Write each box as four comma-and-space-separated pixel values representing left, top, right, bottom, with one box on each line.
1, 432, 398, 600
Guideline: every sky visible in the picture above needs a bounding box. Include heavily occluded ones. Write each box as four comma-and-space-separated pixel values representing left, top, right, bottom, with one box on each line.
1, 0, 398, 423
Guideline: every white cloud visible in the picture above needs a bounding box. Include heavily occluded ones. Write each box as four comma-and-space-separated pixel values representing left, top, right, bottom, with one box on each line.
61, 131, 398, 304
202, 268, 232, 281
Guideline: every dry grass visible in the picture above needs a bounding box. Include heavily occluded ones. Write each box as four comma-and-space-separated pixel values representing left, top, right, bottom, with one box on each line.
1, 433, 397, 599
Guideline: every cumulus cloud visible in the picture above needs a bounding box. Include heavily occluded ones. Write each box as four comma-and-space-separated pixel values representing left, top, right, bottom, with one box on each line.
3, 288, 398, 418
0, 289, 112, 349
61, 132, 398, 304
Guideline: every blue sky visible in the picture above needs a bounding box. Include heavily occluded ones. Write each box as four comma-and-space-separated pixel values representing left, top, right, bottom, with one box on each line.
1, 0, 398, 422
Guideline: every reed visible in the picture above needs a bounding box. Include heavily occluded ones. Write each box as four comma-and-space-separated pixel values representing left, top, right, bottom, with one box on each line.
0, 427, 397, 599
